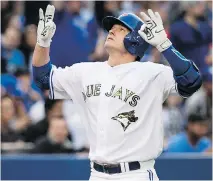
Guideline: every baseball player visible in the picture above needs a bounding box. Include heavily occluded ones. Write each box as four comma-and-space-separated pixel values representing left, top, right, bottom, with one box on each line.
32, 5, 202, 181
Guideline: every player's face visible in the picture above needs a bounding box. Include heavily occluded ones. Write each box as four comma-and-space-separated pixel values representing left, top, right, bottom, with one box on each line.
104, 24, 130, 53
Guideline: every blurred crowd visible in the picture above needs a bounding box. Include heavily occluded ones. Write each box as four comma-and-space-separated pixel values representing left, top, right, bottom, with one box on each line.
1, 1, 212, 154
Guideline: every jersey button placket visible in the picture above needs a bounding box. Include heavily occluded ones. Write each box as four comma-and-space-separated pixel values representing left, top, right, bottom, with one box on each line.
100, 68, 115, 155
95, 68, 110, 157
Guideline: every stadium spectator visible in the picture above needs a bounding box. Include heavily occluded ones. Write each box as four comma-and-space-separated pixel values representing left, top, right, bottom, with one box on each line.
15, 68, 42, 112
7, 2, 25, 32
1, 95, 29, 142
166, 114, 211, 152
169, 1, 212, 73
94, 1, 120, 27
29, 99, 89, 150
28, 90, 49, 124
24, 1, 49, 26
1, 27, 25, 74
205, 46, 212, 66
90, 1, 122, 62
185, 70, 212, 120
1, 74, 19, 97
63, 100, 89, 150
50, 1, 98, 67
1, 85, 6, 97
11, 97, 31, 132
7, 15, 24, 32
30, 116, 73, 153
1, 1, 15, 33
20, 99, 72, 143
206, 1, 212, 24
163, 95, 184, 146
15, 68, 42, 110
22, 25, 37, 70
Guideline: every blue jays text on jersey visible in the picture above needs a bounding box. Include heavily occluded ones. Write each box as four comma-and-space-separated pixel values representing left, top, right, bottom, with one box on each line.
82, 84, 140, 107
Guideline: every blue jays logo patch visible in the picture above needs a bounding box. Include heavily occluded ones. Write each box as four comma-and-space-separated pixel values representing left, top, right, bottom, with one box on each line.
112, 110, 138, 131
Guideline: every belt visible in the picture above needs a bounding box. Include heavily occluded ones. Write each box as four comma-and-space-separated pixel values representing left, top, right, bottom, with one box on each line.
93, 161, 141, 174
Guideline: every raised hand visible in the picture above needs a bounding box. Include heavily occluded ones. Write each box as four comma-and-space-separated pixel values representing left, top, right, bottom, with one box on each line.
37, 4, 56, 47
138, 9, 172, 52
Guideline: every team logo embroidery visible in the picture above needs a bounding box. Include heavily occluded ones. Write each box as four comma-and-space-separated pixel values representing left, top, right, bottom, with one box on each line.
111, 110, 138, 131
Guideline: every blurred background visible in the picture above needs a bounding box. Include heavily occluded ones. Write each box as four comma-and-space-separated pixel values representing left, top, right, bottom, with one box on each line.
1, 1, 212, 180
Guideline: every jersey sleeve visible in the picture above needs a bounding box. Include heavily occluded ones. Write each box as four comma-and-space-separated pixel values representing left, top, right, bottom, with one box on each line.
49, 63, 83, 100
158, 65, 178, 102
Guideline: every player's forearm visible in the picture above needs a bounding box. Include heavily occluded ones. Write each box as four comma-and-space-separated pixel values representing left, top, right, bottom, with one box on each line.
162, 46, 190, 75
32, 44, 52, 90
162, 46, 202, 97
32, 44, 50, 67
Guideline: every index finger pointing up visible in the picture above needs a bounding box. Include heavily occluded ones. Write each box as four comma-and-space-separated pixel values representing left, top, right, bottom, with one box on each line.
39, 8, 44, 21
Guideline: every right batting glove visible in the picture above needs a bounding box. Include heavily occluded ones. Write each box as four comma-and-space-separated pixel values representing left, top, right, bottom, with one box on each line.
138, 9, 172, 52
37, 4, 56, 47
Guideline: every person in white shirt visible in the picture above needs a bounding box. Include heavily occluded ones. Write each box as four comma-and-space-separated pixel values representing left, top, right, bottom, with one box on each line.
32, 5, 202, 181
63, 100, 89, 150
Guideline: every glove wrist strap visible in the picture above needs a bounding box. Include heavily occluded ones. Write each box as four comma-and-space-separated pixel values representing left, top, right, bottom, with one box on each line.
156, 39, 172, 52
37, 39, 51, 48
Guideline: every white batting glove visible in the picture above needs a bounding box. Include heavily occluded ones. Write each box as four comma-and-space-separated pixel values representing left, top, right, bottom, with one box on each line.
138, 9, 172, 52
37, 5, 56, 47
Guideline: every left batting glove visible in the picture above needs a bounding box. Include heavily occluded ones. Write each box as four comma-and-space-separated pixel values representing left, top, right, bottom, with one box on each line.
138, 9, 172, 52
37, 5, 56, 47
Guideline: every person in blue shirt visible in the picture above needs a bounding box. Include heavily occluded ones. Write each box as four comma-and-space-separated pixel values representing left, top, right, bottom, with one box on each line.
14, 68, 42, 112
1, 27, 26, 74
169, 1, 212, 74
166, 114, 211, 152
50, 1, 98, 68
